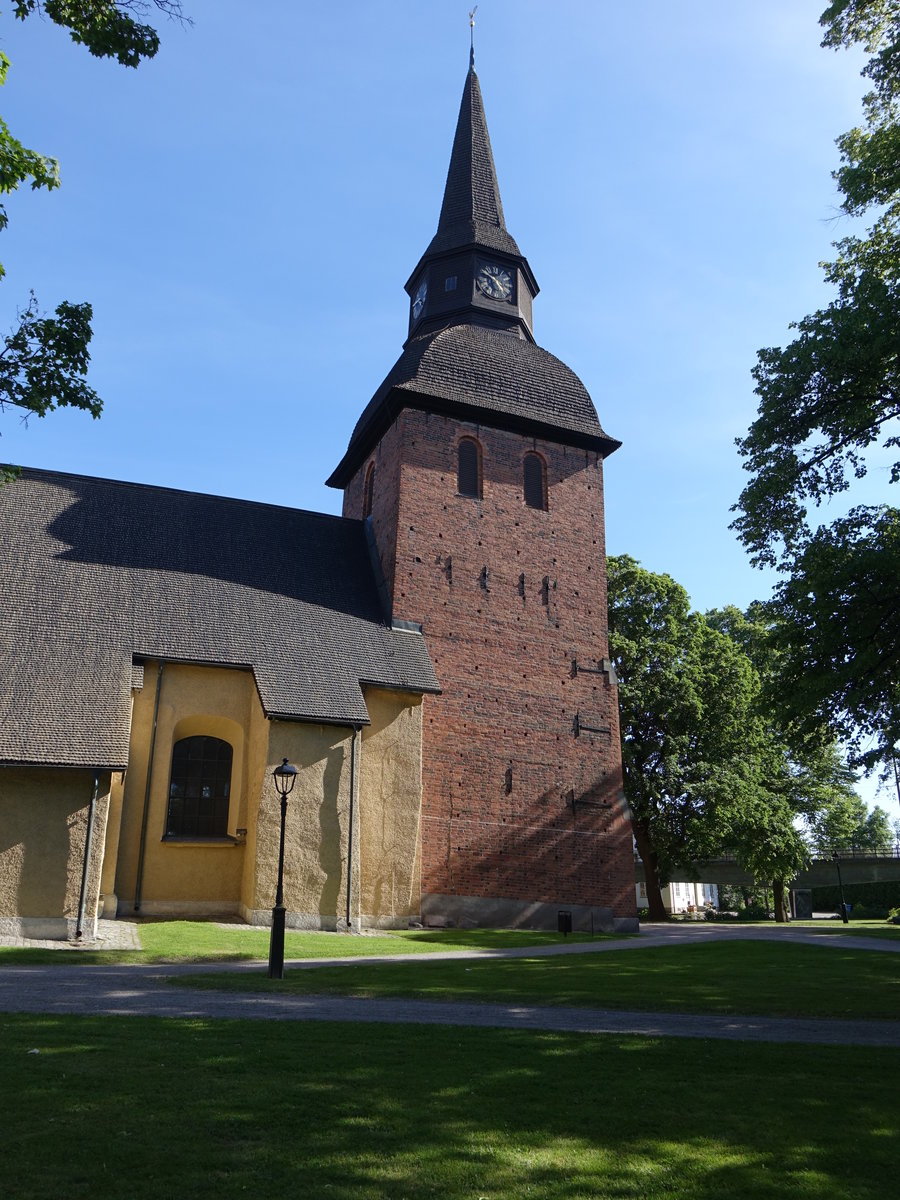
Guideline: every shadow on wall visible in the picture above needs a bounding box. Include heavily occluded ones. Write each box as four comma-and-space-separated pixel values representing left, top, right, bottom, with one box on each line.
0, 772, 78, 919
317, 745, 346, 918
430, 768, 634, 913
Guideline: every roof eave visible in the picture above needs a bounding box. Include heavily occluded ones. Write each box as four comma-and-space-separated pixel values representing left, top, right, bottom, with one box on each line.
326, 386, 620, 489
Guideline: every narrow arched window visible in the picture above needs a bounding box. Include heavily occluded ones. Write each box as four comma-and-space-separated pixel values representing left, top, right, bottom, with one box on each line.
166, 736, 232, 838
523, 453, 547, 510
457, 438, 482, 498
363, 463, 375, 518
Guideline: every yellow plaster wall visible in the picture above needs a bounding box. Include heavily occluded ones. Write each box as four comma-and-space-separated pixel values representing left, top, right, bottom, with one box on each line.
0, 767, 111, 929
358, 689, 424, 927
250, 721, 355, 929
114, 662, 268, 916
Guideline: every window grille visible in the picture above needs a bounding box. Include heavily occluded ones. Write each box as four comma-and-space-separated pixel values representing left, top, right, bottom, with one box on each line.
166, 736, 233, 838
523, 453, 547, 510
457, 439, 481, 498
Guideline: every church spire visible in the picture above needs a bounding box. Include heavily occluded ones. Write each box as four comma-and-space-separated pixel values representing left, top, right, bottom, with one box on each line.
405, 51, 538, 342
423, 58, 521, 261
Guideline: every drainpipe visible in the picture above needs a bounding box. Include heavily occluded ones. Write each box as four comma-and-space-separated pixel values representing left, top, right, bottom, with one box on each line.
134, 662, 164, 912
346, 725, 361, 931
75, 770, 100, 939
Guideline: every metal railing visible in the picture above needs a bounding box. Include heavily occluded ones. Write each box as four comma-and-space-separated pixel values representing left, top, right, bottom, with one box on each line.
634, 843, 900, 864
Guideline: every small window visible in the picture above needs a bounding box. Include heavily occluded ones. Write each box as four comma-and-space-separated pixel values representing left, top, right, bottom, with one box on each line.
523, 453, 547, 510
363, 463, 375, 518
166, 736, 232, 838
457, 438, 482, 498
445, 275, 458, 292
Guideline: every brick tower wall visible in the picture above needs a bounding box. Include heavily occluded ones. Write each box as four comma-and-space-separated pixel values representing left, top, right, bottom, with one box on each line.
343, 408, 636, 930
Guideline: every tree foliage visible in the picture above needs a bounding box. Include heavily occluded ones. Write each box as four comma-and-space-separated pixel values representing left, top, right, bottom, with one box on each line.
608, 556, 771, 919
732, 1, 900, 774
807, 787, 894, 852
0, 2, 183, 439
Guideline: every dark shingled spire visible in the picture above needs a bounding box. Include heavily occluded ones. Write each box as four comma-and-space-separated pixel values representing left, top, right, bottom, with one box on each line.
423, 62, 521, 259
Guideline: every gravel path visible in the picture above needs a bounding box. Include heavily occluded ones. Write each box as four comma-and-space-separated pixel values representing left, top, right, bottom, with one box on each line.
1, 923, 898, 1046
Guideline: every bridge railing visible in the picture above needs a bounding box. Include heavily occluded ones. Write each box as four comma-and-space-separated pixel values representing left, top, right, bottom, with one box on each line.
827, 843, 900, 861
634, 843, 900, 866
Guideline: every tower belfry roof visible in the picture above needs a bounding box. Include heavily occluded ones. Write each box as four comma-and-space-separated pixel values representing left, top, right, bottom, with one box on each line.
329, 52, 620, 489
420, 62, 522, 262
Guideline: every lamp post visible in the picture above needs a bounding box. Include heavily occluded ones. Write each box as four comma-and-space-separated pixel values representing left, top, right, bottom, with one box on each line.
268, 757, 298, 979
832, 849, 849, 924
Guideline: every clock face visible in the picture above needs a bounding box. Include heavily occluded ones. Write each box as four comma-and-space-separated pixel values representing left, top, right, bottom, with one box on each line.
476, 262, 514, 302
412, 279, 428, 319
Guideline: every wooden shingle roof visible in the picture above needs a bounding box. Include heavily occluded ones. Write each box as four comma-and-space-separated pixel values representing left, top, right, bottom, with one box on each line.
0, 469, 439, 768
327, 324, 620, 487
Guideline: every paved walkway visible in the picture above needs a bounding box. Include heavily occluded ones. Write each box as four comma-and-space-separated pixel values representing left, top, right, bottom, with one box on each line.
1, 923, 898, 1046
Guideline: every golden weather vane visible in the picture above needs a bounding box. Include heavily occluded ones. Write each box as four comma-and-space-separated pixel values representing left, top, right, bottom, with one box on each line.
469, 5, 478, 63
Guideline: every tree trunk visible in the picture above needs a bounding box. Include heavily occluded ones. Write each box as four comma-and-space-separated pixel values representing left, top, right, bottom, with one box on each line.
633, 820, 669, 921
772, 877, 789, 923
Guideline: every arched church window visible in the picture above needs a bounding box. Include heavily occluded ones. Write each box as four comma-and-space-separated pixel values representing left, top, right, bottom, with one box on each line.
457, 438, 482, 498
363, 463, 375, 518
523, 453, 547, 511
166, 735, 233, 838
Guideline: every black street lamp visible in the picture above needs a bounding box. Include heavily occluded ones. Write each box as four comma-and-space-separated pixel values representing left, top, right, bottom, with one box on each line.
832, 849, 849, 925
268, 757, 298, 979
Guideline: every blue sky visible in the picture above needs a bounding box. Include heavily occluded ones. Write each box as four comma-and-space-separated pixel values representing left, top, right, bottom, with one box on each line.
1, 3, 894, 812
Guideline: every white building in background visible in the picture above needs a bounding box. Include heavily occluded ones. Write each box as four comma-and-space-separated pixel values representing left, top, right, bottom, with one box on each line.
636, 880, 719, 914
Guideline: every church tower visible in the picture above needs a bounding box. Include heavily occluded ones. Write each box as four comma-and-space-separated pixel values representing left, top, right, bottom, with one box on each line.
328, 51, 636, 931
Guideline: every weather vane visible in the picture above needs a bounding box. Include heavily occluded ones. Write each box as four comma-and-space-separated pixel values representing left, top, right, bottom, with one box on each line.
469, 5, 477, 65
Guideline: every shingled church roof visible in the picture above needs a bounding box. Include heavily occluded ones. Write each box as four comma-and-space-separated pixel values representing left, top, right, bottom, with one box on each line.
0, 469, 439, 768
327, 323, 620, 487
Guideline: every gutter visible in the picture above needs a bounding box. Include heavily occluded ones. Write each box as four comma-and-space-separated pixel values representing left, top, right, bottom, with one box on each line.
346, 725, 361, 931
134, 662, 164, 912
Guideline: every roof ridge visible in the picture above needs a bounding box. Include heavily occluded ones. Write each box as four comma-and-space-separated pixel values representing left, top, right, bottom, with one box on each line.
13, 465, 354, 526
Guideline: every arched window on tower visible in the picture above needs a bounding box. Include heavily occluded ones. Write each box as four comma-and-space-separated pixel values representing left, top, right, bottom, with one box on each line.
363, 463, 375, 518
166, 735, 233, 838
457, 438, 482, 498
523, 452, 547, 511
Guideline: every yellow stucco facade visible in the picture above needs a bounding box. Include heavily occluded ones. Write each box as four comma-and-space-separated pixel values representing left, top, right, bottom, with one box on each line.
0, 766, 112, 939
1, 663, 426, 937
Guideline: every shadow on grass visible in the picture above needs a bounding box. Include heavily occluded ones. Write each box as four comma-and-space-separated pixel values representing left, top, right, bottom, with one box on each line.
175, 940, 900, 1020
1, 1015, 896, 1199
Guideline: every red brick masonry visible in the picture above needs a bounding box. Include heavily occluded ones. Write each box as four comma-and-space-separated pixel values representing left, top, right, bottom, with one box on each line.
344, 409, 636, 924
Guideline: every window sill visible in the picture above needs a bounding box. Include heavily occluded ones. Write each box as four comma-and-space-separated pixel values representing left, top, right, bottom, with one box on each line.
161, 836, 243, 847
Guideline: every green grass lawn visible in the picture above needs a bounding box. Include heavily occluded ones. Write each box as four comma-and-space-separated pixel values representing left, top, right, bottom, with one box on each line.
783, 919, 900, 940
2, 1013, 896, 1199
177, 940, 900, 1021
0, 920, 604, 965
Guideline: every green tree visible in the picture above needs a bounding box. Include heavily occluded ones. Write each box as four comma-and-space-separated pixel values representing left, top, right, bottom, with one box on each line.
808, 789, 894, 852
0, 2, 183, 446
732, 0, 900, 775
705, 605, 864, 919
608, 556, 765, 921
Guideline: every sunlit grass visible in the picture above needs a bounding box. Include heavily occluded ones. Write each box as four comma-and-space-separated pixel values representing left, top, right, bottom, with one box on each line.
781, 919, 900, 940
2, 1014, 896, 1198
178, 939, 900, 1020
0, 919, 604, 966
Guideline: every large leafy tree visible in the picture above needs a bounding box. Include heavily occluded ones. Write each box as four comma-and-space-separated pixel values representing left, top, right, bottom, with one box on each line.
732, 1, 900, 775
0, 2, 183, 448
608, 557, 766, 920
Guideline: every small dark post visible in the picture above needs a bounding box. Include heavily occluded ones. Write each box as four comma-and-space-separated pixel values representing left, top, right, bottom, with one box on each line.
832, 850, 849, 924
268, 758, 298, 979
